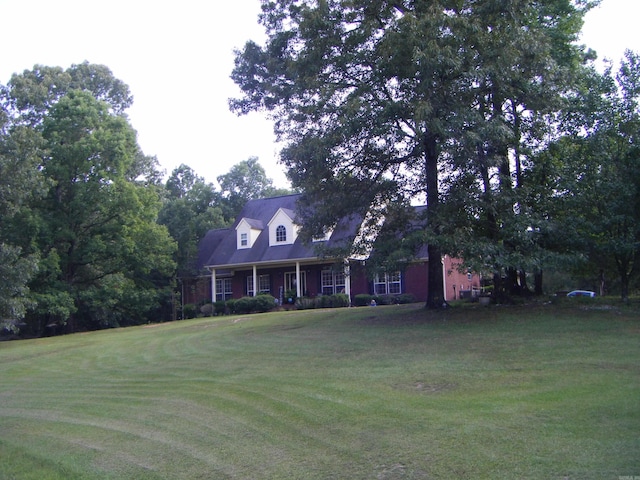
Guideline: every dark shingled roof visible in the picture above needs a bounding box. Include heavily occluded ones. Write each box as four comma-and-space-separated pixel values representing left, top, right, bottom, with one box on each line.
196, 228, 230, 272
198, 194, 362, 270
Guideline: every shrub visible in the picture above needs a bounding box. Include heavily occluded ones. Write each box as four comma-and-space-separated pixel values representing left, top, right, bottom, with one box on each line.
230, 295, 277, 314
254, 294, 278, 312
225, 299, 236, 314
354, 294, 373, 306
284, 289, 297, 304
375, 295, 393, 305
295, 294, 350, 310
200, 303, 214, 317
394, 293, 416, 304
354, 293, 415, 306
233, 297, 252, 314
295, 297, 316, 310
183, 303, 198, 319
318, 295, 331, 308
213, 301, 227, 315
331, 294, 350, 307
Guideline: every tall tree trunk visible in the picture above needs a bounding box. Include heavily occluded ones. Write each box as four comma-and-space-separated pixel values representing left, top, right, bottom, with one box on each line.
617, 261, 630, 302
424, 132, 444, 309
534, 270, 543, 296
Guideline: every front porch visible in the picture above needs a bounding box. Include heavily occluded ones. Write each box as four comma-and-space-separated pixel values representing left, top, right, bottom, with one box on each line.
209, 259, 354, 305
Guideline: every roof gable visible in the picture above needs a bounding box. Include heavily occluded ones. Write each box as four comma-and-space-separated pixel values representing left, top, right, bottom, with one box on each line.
235, 218, 263, 249
267, 207, 299, 246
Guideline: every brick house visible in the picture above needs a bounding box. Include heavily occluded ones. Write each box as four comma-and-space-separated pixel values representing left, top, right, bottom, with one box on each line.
189, 194, 479, 306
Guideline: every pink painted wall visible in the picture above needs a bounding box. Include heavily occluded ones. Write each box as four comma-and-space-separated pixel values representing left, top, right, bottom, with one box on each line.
442, 255, 481, 301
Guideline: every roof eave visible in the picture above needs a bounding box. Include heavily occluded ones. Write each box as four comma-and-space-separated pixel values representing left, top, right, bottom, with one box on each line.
204, 255, 345, 271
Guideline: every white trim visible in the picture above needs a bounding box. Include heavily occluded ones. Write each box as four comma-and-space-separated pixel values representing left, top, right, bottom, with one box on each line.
211, 268, 217, 303
205, 256, 351, 271
252, 265, 258, 297
267, 208, 299, 246
344, 260, 351, 301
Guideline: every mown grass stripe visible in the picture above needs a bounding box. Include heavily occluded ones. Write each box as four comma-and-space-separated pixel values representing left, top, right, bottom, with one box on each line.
1, 302, 639, 479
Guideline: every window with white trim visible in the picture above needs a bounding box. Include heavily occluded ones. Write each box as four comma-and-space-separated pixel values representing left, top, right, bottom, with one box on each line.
321, 268, 346, 295
285, 271, 307, 294
240, 232, 248, 247
388, 271, 401, 294
374, 272, 402, 295
276, 225, 287, 242
247, 274, 271, 296
215, 278, 233, 301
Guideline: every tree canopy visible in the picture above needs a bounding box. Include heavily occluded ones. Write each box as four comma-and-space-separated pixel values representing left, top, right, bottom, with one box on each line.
543, 51, 640, 299
159, 164, 226, 278
231, 0, 598, 306
3, 14, 640, 335
217, 156, 292, 219
1, 64, 176, 333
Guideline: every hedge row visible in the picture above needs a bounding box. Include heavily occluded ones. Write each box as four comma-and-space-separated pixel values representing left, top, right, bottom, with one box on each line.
207, 295, 278, 315
353, 293, 416, 306
295, 294, 350, 310
195, 292, 417, 317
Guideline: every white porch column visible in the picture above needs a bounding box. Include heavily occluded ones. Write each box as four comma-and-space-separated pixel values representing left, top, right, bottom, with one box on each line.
295, 262, 302, 298
211, 268, 217, 303
344, 260, 351, 302
442, 256, 447, 302
253, 265, 258, 296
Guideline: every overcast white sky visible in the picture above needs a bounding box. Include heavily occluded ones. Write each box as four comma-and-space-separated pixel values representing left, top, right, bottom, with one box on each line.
1, 0, 638, 189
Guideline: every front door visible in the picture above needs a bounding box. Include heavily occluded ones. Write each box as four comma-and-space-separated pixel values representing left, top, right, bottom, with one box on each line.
285, 271, 307, 297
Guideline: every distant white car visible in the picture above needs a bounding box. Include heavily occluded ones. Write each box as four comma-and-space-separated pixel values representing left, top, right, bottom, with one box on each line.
567, 290, 596, 298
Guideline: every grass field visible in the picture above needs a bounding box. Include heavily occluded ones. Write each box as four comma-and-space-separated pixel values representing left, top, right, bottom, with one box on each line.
0, 301, 639, 479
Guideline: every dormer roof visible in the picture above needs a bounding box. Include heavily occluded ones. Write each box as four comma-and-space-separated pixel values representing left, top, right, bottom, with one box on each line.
237, 218, 264, 230
267, 208, 295, 225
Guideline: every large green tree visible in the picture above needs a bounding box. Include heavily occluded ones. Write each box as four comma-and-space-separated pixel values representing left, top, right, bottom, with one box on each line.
0, 99, 43, 328
231, 0, 593, 306
159, 164, 226, 277
1, 64, 175, 333
217, 156, 290, 220
436, 0, 594, 298
547, 52, 640, 300
6, 62, 132, 126
27, 90, 176, 331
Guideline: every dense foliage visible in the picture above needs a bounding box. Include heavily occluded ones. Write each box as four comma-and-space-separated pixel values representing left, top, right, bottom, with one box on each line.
1, 2, 639, 334
0, 64, 287, 335
231, 0, 639, 302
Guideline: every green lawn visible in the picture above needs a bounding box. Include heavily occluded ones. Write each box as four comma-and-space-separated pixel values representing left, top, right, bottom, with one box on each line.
1, 302, 639, 479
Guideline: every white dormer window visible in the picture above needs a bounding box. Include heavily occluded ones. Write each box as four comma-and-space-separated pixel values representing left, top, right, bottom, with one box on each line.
268, 208, 298, 246
236, 218, 263, 249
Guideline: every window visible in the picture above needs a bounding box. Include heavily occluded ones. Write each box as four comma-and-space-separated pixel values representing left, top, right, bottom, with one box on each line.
285, 271, 307, 295
215, 278, 233, 301
321, 268, 345, 295
267, 209, 297, 246
240, 232, 248, 247
321, 269, 334, 295
388, 271, 401, 294
335, 271, 346, 292
247, 274, 271, 296
374, 272, 402, 295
